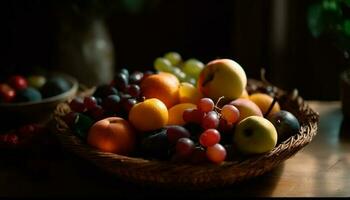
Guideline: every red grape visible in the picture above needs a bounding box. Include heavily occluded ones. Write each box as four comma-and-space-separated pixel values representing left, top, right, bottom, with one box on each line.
221, 104, 240, 124
88, 105, 105, 120
69, 98, 86, 113
198, 98, 214, 112
199, 129, 221, 147
218, 118, 234, 133
175, 138, 195, 158
84, 96, 97, 110
201, 111, 219, 129
190, 146, 208, 164
183, 108, 206, 124
206, 143, 227, 164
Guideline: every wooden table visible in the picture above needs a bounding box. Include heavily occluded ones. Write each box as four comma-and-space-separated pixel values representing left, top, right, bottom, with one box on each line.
0, 101, 349, 197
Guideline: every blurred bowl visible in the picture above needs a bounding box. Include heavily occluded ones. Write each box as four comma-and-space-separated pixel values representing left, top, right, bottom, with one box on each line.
0, 73, 78, 130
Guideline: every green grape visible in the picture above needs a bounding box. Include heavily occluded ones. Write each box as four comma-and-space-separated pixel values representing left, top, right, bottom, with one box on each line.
164, 52, 182, 66
174, 69, 187, 82
183, 58, 204, 79
154, 57, 173, 73
182, 74, 197, 86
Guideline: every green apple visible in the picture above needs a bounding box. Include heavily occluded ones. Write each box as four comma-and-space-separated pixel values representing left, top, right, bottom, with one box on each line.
233, 116, 278, 155
198, 58, 247, 101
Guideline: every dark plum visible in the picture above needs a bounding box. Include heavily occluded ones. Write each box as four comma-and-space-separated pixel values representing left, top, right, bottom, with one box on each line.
140, 129, 170, 160
268, 110, 301, 143
165, 125, 191, 144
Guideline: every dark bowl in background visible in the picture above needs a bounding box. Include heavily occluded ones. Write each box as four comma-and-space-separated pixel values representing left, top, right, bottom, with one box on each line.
0, 73, 78, 131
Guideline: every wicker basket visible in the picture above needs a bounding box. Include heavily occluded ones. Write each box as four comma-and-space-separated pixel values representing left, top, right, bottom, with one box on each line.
53, 79, 319, 190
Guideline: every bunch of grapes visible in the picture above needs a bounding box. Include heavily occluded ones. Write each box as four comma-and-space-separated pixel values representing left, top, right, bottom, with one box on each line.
140, 97, 240, 164
63, 68, 155, 139
154, 52, 204, 85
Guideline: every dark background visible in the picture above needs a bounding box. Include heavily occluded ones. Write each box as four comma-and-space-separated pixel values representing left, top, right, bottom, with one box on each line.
0, 0, 348, 100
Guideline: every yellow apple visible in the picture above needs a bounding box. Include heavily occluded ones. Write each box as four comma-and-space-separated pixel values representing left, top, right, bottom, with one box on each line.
198, 58, 247, 101
233, 116, 278, 155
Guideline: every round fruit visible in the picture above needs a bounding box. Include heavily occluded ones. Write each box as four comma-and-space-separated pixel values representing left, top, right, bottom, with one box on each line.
178, 82, 203, 104
268, 110, 300, 143
140, 72, 180, 108
167, 103, 197, 126
87, 117, 135, 155
15, 87, 42, 102
40, 76, 71, 98
27, 75, 46, 89
206, 143, 227, 164
182, 58, 204, 79
164, 52, 182, 66
166, 125, 191, 144
229, 98, 263, 122
234, 116, 278, 154
0, 84, 16, 103
128, 98, 168, 132
249, 93, 280, 117
8, 75, 28, 90
198, 59, 247, 101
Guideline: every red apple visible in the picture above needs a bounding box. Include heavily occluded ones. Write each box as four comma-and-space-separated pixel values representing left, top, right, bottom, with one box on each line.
87, 117, 136, 155
0, 83, 16, 103
8, 75, 28, 90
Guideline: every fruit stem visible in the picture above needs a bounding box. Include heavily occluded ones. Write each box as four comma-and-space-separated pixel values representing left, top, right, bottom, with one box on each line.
214, 96, 225, 111
264, 97, 278, 118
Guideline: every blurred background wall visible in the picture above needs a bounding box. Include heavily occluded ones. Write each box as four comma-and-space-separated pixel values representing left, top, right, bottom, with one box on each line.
0, 0, 349, 100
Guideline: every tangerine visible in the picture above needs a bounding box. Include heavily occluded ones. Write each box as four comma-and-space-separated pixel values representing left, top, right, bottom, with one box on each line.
128, 98, 168, 132
140, 72, 179, 108
249, 93, 280, 117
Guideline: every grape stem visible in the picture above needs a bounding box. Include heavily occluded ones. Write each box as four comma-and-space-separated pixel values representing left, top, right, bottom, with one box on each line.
214, 96, 225, 111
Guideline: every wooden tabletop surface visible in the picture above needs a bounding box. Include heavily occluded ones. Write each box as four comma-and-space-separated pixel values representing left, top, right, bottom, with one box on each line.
0, 101, 349, 198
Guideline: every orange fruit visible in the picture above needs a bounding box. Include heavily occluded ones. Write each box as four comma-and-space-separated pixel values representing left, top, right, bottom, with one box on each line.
140, 72, 180, 108
87, 117, 135, 155
249, 93, 281, 117
128, 98, 168, 132
167, 103, 197, 126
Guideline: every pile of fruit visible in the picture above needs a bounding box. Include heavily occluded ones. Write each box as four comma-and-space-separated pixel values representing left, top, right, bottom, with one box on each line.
0, 74, 71, 104
60, 52, 301, 164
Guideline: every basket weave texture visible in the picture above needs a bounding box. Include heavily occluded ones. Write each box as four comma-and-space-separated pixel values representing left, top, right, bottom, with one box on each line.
53, 79, 319, 189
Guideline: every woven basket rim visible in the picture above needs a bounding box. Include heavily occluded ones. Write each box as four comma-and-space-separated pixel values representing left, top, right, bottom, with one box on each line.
52, 79, 319, 189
